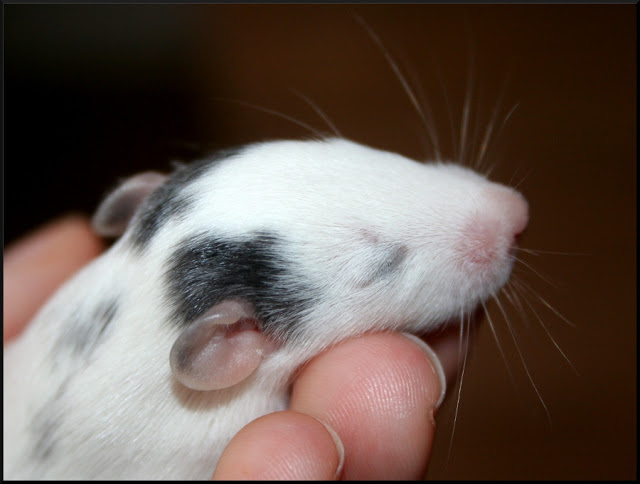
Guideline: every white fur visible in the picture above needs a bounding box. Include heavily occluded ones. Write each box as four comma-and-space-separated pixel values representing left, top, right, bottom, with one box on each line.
3, 138, 527, 479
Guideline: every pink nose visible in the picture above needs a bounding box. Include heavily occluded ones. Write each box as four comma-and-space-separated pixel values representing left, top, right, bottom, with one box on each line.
485, 186, 529, 241
457, 185, 529, 267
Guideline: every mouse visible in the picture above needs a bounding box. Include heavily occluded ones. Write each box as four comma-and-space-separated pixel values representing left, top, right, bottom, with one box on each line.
3, 137, 528, 479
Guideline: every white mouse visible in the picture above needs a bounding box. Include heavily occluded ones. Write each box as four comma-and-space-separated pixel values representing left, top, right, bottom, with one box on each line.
3, 137, 528, 479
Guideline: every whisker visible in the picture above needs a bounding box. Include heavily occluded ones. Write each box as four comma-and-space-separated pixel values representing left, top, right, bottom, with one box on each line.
482, 300, 518, 389
404, 58, 443, 162
508, 165, 522, 188
511, 255, 561, 289
433, 59, 458, 162
510, 281, 579, 375
289, 88, 343, 138
211, 97, 326, 139
353, 13, 442, 162
470, 82, 484, 171
481, 101, 520, 178
447, 309, 471, 463
459, 45, 474, 166
492, 293, 552, 424
512, 278, 576, 328
502, 282, 531, 329
510, 166, 533, 191
476, 73, 512, 173
519, 248, 586, 257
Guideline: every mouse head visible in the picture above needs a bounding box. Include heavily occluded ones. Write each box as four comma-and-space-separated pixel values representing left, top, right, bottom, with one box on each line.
93, 138, 528, 391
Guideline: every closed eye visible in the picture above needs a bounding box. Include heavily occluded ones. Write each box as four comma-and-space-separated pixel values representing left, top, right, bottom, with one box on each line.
355, 242, 408, 288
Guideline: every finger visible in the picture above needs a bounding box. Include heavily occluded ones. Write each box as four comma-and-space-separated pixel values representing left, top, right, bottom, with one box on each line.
424, 310, 483, 388
3, 215, 105, 342
290, 332, 449, 480
212, 410, 343, 480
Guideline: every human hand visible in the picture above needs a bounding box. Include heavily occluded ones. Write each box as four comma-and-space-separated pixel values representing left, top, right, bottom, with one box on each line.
3, 215, 105, 342
4, 216, 465, 480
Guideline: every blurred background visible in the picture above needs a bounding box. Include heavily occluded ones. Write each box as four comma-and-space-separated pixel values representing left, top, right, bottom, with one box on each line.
4, 4, 636, 479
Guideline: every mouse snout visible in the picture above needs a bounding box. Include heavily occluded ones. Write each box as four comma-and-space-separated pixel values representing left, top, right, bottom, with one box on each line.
486, 186, 529, 242
455, 185, 529, 269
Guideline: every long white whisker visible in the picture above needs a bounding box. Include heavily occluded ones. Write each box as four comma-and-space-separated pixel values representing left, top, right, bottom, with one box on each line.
512, 278, 576, 328
481, 102, 520, 178
519, 248, 586, 257
502, 282, 531, 329
447, 309, 470, 462
510, 281, 579, 375
511, 255, 560, 289
403, 58, 443, 162
470, 84, 485, 171
510, 167, 533, 191
433, 59, 458, 161
289, 88, 343, 138
482, 300, 518, 388
476, 73, 511, 172
508, 165, 522, 188
459, 47, 474, 166
352, 14, 442, 162
492, 294, 551, 424
213, 97, 325, 138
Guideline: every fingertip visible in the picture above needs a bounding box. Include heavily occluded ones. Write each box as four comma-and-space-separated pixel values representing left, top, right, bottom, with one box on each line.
401, 333, 447, 410
424, 323, 478, 389
290, 333, 442, 479
212, 411, 342, 480
5, 214, 104, 265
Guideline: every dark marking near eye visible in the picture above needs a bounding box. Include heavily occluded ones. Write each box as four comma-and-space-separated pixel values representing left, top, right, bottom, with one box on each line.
356, 229, 408, 287
55, 298, 119, 359
30, 413, 59, 461
29, 377, 70, 462
369, 244, 408, 281
165, 232, 314, 341
132, 146, 246, 249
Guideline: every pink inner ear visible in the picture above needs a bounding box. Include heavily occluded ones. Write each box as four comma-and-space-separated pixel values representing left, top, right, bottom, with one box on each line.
170, 302, 269, 391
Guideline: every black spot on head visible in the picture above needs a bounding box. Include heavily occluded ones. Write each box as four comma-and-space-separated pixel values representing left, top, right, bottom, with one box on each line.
55, 298, 119, 360
131, 146, 246, 249
165, 232, 314, 341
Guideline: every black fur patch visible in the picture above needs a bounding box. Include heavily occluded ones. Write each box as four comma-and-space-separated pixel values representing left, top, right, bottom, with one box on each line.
165, 232, 313, 341
55, 298, 118, 359
131, 147, 245, 249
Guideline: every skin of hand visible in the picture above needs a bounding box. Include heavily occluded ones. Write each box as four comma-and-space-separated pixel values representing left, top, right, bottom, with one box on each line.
4, 215, 466, 480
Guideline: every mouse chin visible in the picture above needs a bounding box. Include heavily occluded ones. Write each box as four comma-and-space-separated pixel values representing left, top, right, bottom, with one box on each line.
412, 303, 486, 341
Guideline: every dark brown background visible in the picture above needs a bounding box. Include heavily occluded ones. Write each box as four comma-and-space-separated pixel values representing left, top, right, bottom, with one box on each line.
4, 4, 636, 480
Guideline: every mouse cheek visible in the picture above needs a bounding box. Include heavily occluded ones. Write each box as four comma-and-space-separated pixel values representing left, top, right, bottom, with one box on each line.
169, 301, 271, 391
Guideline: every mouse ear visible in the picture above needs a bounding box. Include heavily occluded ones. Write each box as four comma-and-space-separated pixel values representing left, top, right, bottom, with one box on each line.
92, 172, 167, 237
170, 300, 270, 391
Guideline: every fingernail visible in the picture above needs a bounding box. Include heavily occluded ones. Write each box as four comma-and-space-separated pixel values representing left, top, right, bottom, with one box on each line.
401, 333, 447, 410
312, 417, 344, 480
